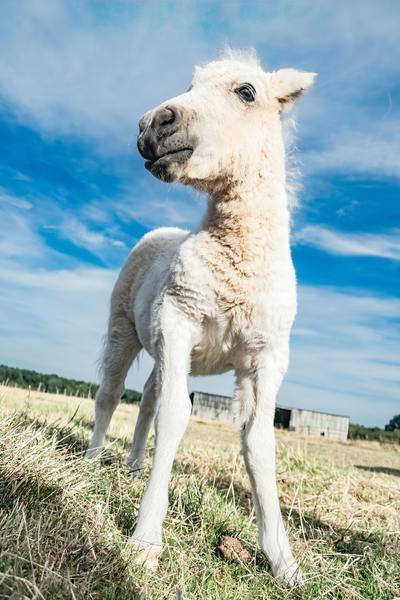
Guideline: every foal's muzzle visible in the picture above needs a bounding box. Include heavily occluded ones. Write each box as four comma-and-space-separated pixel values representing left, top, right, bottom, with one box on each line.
137, 105, 193, 182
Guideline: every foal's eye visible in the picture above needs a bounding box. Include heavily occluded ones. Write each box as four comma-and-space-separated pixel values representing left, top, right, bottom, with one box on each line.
235, 83, 256, 103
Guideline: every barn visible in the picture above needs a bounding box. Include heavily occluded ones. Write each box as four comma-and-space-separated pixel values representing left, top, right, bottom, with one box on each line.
274, 405, 349, 441
190, 391, 349, 441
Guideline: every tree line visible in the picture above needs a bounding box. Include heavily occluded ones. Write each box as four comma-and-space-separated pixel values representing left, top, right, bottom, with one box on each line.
0, 364, 141, 404
348, 422, 400, 444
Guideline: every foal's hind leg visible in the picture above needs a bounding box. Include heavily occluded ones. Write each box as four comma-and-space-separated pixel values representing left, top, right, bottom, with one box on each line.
86, 315, 141, 459
127, 367, 157, 475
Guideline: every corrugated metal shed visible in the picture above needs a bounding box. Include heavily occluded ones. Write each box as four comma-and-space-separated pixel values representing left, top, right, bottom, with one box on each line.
189, 391, 349, 440
190, 391, 239, 423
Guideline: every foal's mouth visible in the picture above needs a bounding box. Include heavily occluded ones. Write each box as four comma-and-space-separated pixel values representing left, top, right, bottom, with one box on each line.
145, 147, 193, 172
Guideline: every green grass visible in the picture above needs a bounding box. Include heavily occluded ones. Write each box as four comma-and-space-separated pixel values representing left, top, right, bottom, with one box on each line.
0, 384, 399, 599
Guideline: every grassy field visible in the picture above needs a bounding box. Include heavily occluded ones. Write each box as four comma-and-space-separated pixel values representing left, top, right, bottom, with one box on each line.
0, 384, 399, 599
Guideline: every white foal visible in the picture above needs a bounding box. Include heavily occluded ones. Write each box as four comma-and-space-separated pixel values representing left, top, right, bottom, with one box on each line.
86, 49, 315, 586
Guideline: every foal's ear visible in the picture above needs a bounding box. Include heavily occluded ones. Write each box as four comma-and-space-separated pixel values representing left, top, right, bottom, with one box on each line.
269, 69, 317, 112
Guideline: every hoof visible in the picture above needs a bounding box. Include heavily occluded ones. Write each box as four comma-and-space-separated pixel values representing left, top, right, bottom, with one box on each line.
127, 461, 145, 478
85, 447, 102, 460
129, 538, 162, 571
276, 562, 304, 588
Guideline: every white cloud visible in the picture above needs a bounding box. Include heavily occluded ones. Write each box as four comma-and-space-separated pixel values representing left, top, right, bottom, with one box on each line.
44, 218, 105, 247
0, 186, 128, 264
0, 191, 398, 427
0, 2, 399, 429
0, 1, 399, 180
44, 216, 126, 255
113, 180, 206, 230
0, 261, 116, 382
0, 262, 117, 293
0, 205, 46, 260
0, 199, 119, 376
0, 187, 32, 210
303, 123, 400, 179
282, 286, 400, 426
0, 2, 206, 153
3, 249, 397, 427
294, 225, 400, 260
192, 286, 400, 427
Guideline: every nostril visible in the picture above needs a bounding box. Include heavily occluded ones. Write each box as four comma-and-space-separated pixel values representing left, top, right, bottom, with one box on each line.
153, 106, 177, 130
160, 107, 175, 126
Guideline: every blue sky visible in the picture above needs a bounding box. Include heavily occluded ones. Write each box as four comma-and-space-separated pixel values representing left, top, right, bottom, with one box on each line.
0, 1, 399, 426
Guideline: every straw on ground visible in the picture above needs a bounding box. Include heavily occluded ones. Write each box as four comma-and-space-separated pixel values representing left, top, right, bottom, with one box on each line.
0, 384, 399, 599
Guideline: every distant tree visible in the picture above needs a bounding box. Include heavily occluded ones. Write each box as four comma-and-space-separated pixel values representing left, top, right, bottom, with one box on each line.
0, 364, 141, 404
385, 414, 400, 431
122, 389, 142, 404
348, 422, 400, 444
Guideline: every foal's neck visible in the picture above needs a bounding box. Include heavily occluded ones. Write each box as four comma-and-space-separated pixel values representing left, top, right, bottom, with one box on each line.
202, 173, 291, 259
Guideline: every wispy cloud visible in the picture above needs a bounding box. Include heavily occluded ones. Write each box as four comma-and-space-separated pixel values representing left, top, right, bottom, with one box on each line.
113, 181, 205, 230
0, 205, 45, 260
303, 123, 400, 179
294, 225, 400, 260
0, 2, 206, 152
0, 261, 117, 293
192, 285, 400, 427
45, 216, 126, 253
0, 198, 398, 428
0, 260, 117, 381
0, 186, 129, 270
1, 1, 399, 180
285, 286, 400, 426
0, 2, 399, 429
0, 253, 398, 426
0, 187, 32, 210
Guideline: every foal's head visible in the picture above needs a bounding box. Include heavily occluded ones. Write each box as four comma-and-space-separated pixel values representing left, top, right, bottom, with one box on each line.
137, 50, 315, 190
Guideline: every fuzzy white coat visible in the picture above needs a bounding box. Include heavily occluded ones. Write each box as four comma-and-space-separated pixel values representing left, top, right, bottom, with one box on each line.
86, 50, 316, 586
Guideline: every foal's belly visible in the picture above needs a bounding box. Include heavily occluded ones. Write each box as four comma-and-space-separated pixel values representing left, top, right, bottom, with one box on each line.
139, 322, 234, 376
189, 321, 235, 376
190, 345, 233, 376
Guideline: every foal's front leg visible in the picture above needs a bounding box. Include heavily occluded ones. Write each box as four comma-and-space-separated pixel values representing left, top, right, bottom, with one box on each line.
237, 348, 302, 586
130, 303, 198, 568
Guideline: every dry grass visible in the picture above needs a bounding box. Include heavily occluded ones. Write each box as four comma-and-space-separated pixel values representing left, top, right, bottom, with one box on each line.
0, 384, 399, 599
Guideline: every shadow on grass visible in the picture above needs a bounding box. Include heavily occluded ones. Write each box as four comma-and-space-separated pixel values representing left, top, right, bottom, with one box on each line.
0, 468, 140, 599
73, 414, 133, 452
10, 414, 390, 569
12, 411, 133, 464
355, 464, 400, 478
